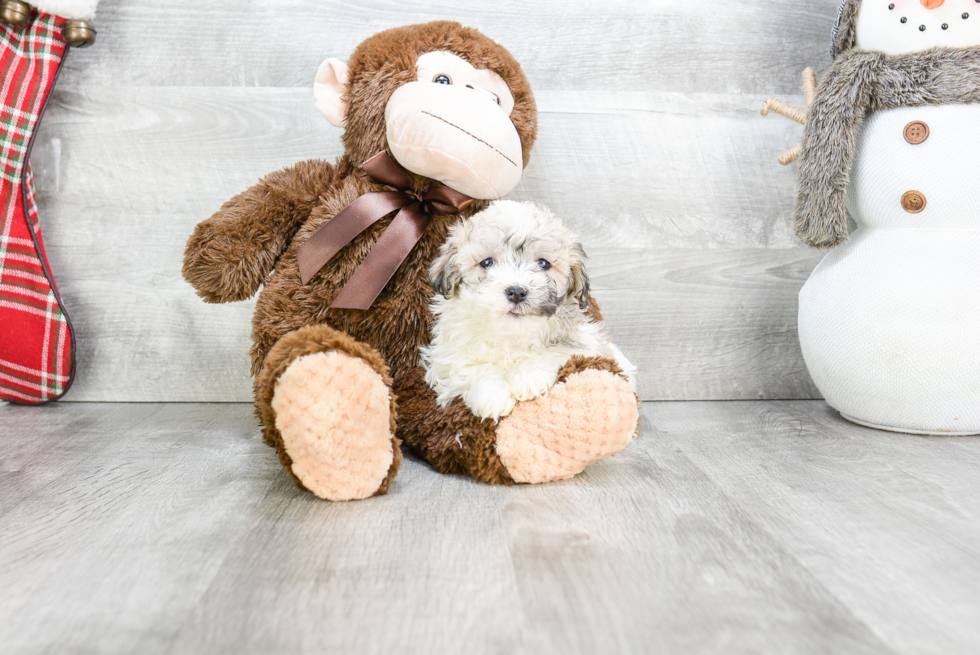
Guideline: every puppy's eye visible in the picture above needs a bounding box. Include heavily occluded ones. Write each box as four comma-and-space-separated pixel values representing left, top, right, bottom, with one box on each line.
480, 258, 495, 269
538, 259, 552, 270
433, 74, 452, 85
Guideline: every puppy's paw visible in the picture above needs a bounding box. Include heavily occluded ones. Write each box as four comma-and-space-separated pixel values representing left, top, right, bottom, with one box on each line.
464, 378, 517, 421
509, 363, 559, 402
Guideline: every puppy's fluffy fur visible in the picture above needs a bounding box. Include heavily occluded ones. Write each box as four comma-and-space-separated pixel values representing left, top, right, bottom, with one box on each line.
421, 200, 635, 420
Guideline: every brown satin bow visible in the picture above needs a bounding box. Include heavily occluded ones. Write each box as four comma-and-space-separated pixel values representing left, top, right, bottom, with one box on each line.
296, 151, 474, 310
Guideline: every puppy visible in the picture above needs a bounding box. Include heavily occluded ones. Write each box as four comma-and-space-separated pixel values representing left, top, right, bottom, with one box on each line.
421, 200, 636, 421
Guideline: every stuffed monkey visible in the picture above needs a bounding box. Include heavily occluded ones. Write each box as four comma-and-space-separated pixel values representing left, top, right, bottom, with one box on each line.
183, 22, 640, 500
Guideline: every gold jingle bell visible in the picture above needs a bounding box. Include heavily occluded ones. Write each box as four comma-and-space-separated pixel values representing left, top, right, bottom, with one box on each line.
63, 19, 96, 47
0, 0, 32, 27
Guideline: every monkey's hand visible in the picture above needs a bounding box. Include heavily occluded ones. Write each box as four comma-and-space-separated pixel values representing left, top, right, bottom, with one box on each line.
182, 159, 341, 303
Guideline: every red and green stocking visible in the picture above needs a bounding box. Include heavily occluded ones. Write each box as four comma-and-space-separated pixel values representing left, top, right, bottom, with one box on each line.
0, 11, 76, 403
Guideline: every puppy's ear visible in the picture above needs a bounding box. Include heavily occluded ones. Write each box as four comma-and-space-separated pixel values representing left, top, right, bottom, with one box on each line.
569, 243, 591, 310
429, 236, 462, 298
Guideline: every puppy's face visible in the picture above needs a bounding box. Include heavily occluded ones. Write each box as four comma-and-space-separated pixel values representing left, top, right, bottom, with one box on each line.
429, 201, 589, 319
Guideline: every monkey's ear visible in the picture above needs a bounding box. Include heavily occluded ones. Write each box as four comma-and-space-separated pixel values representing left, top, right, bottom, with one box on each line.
314, 58, 350, 127
569, 243, 591, 310
429, 240, 462, 299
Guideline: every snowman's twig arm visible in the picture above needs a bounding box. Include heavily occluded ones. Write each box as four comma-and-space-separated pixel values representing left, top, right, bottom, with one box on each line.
803, 68, 817, 107
761, 98, 806, 125
795, 52, 883, 248
761, 68, 819, 165
778, 144, 802, 167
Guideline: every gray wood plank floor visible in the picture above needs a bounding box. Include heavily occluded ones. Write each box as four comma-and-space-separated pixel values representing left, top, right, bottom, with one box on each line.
3, 402, 978, 654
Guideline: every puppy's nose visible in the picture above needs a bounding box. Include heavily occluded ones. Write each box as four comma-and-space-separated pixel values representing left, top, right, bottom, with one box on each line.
505, 286, 528, 304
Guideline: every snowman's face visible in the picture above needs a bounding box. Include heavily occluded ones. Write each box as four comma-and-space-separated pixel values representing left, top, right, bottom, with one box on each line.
856, 0, 980, 54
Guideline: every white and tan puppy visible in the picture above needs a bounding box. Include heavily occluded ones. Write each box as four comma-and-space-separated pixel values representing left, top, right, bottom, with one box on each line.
421, 200, 635, 420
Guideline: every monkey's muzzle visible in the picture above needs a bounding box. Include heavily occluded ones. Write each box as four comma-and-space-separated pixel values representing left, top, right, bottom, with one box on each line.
385, 82, 524, 200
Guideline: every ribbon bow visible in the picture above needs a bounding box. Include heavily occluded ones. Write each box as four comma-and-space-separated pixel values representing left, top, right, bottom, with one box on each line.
297, 151, 474, 310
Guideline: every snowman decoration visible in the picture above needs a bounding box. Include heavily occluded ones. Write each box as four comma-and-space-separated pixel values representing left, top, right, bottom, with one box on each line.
767, 0, 980, 434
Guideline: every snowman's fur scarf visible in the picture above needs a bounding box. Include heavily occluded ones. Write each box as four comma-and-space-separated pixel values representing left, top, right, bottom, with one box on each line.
832, 0, 861, 60
796, 46, 980, 248
421, 201, 635, 420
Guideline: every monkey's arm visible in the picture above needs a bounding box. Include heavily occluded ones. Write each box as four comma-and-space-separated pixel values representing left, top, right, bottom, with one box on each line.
794, 51, 882, 249
183, 159, 342, 303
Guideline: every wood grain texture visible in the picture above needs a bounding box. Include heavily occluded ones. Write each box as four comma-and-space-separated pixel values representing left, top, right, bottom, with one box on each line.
57, 0, 837, 94
645, 401, 980, 655
24, 0, 843, 401
4, 401, 980, 654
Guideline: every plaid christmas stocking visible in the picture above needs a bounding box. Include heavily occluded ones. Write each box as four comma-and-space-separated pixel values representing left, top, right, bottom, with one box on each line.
0, 10, 79, 404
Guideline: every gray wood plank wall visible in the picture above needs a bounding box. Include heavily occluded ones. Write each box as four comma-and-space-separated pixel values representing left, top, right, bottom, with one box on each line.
29, 0, 841, 402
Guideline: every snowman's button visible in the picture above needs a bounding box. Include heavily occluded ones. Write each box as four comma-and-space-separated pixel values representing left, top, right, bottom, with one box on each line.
904, 121, 930, 145
901, 191, 927, 214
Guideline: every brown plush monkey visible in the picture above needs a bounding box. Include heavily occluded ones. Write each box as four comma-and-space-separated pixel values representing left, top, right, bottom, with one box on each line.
182, 21, 640, 501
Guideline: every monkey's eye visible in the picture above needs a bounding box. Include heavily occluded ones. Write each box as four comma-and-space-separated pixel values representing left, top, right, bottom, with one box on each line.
480, 258, 495, 269
433, 74, 452, 85
538, 259, 552, 270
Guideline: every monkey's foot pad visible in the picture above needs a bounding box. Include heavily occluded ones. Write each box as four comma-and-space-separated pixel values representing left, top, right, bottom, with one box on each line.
271, 352, 394, 501
496, 369, 639, 484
